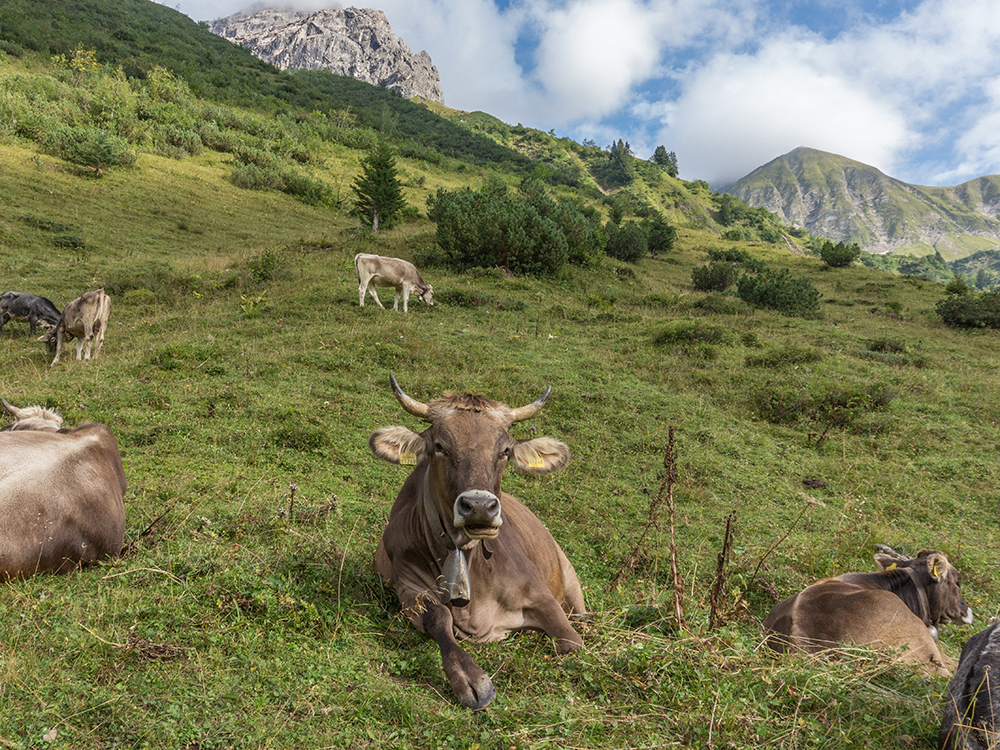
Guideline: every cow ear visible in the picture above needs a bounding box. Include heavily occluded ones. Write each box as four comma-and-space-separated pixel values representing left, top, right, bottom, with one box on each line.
369, 426, 428, 466
511, 437, 569, 475
925, 552, 949, 581
874, 554, 900, 571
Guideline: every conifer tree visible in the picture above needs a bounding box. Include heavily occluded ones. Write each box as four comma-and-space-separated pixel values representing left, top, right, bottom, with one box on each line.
351, 141, 406, 232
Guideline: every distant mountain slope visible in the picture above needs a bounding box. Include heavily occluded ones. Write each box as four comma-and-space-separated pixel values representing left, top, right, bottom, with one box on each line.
727, 147, 1000, 259
209, 7, 444, 103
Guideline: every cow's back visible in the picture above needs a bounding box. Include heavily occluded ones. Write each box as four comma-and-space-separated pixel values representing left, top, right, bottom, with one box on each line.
940, 623, 1000, 749
764, 577, 952, 675
0, 424, 126, 578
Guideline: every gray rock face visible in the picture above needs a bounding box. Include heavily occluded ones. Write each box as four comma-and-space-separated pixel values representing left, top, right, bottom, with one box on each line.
210, 6, 444, 103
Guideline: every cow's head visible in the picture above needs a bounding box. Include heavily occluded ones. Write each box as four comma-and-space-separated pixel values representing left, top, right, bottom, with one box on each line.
419, 285, 434, 306
875, 549, 974, 626
38, 327, 59, 353
369, 375, 568, 548
1, 397, 63, 432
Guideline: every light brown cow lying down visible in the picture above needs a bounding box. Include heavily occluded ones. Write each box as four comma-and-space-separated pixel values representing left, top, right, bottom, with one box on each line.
355, 253, 433, 313
764, 549, 973, 676
41, 288, 111, 367
0, 398, 127, 579
370, 375, 584, 709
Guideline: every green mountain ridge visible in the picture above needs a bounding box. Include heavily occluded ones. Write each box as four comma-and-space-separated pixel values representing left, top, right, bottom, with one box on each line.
728, 146, 1000, 260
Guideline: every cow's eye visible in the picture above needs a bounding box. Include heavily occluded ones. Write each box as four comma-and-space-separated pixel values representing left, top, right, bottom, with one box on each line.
434, 442, 447, 456
499, 447, 511, 461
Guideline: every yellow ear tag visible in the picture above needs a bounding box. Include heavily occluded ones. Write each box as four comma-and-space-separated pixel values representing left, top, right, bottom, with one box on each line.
527, 456, 546, 469
886, 562, 897, 571
399, 452, 418, 466
932, 562, 941, 578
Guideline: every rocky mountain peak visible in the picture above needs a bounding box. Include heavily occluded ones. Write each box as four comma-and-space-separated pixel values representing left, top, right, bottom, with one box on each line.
209, 6, 445, 103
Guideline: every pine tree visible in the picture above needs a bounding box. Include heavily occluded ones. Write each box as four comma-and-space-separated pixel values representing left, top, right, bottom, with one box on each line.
351, 141, 406, 232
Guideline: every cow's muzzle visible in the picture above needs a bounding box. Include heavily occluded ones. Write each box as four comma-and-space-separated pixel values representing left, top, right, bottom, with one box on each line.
454, 490, 502, 538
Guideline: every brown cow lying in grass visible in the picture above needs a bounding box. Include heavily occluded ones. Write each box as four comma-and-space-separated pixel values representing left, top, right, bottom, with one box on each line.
0, 398, 127, 579
764, 548, 973, 676
370, 375, 584, 709
41, 288, 111, 367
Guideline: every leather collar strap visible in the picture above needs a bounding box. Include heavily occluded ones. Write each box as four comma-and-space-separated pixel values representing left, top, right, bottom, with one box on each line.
902, 566, 931, 625
422, 467, 472, 606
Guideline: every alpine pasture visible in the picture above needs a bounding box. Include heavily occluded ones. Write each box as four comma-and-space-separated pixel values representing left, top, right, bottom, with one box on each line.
1, 34, 1000, 750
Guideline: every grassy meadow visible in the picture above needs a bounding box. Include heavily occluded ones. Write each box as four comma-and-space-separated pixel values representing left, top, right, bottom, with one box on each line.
2, 55, 1000, 750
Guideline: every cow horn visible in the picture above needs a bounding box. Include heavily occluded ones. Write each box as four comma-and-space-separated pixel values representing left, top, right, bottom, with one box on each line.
1, 397, 20, 418
389, 374, 431, 420
509, 386, 552, 423
875, 543, 911, 561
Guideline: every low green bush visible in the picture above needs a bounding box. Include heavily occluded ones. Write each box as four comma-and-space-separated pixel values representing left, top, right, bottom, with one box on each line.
737, 268, 823, 319
692, 261, 736, 292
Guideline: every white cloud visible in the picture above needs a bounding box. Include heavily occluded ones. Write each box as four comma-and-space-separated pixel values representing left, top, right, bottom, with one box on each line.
165, 0, 1000, 185
665, 37, 914, 185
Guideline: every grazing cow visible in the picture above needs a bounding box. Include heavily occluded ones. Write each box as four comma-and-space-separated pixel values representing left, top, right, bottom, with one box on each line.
940, 622, 1000, 749
0, 291, 61, 336
355, 253, 434, 313
370, 375, 584, 709
763, 548, 973, 676
41, 288, 111, 367
0, 398, 127, 579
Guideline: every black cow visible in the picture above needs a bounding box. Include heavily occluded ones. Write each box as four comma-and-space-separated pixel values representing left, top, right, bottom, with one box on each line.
940, 622, 1000, 749
0, 292, 61, 337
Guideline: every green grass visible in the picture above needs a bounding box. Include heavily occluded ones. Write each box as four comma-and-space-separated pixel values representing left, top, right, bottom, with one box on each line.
3, 59, 1000, 750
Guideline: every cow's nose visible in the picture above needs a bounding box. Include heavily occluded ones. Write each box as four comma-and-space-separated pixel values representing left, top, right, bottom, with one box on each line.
454, 490, 501, 525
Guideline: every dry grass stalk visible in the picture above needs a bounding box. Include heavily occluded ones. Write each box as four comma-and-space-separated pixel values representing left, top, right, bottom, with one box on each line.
607, 427, 681, 608
708, 511, 737, 630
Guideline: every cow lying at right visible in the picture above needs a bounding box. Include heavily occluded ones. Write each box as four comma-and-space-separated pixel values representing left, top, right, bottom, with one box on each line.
939, 622, 1000, 750
763, 549, 973, 676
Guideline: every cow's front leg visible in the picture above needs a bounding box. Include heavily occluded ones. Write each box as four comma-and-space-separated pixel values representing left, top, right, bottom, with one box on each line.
528, 597, 584, 654
420, 601, 495, 709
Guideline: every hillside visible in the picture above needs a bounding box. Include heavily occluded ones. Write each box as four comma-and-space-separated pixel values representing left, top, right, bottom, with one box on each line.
2, 3, 1000, 749
728, 146, 1000, 259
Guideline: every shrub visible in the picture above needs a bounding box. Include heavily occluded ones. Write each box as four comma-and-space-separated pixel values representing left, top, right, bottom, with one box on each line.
820, 241, 861, 268
231, 162, 282, 191
247, 248, 281, 283
604, 220, 647, 263
427, 182, 568, 276
737, 268, 823, 319
42, 125, 136, 176
692, 261, 736, 292
153, 124, 203, 157
936, 290, 1000, 328
281, 170, 332, 206
708, 248, 766, 273
653, 321, 731, 347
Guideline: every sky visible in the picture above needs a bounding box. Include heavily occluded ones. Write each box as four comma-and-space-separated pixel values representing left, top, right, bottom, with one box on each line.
159, 0, 1000, 188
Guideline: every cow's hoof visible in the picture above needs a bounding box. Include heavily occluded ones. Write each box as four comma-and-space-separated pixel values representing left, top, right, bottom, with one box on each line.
459, 673, 496, 710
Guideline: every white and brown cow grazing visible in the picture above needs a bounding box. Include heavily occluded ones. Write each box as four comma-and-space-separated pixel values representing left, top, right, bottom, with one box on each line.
355, 253, 433, 313
0, 398, 127, 580
940, 622, 1000, 749
370, 375, 585, 709
42, 288, 111, 367
764, 549, 973, 676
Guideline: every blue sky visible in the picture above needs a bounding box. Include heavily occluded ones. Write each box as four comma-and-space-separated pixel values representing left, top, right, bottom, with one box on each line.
164, 0, 1000, 188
